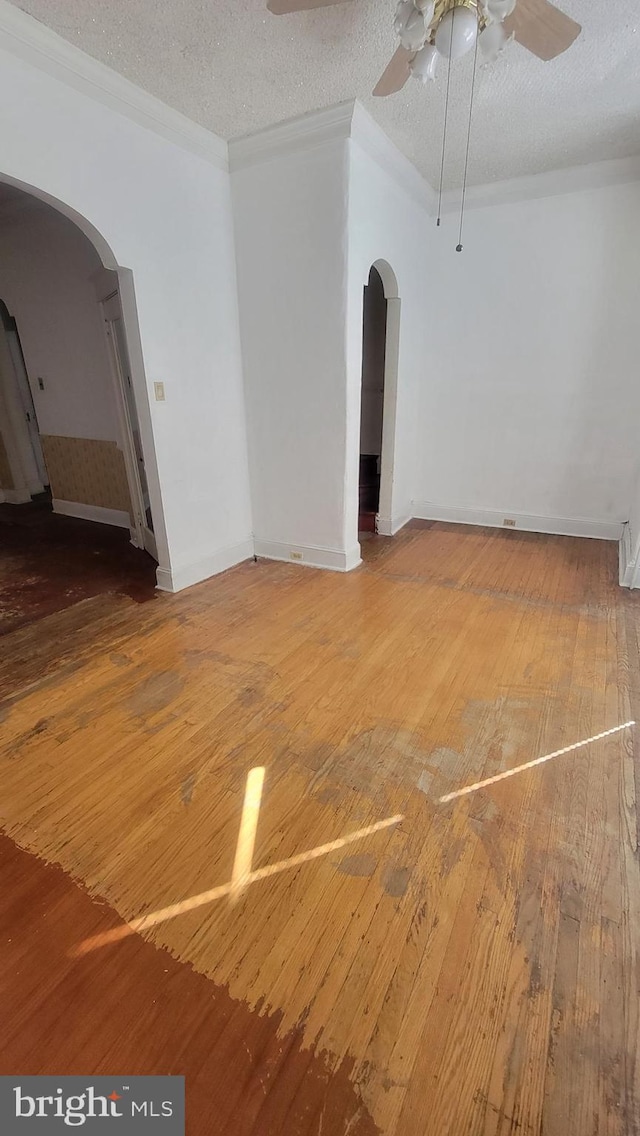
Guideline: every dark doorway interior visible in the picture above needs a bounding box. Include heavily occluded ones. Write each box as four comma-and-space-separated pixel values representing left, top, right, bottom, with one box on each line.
359, 266, 387, 534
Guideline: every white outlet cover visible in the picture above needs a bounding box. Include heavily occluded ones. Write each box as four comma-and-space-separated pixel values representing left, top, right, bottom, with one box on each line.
154, 381, 166, 401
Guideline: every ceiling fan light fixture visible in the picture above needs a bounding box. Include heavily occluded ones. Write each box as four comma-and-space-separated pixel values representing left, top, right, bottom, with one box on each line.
393, 0, 413, 34
435, 4, 479, 60
484, 0, 516, 20
415, 0, 436, 18
395, 1, 428, 51
479, 20, 509, 61
410, 41, 440, 82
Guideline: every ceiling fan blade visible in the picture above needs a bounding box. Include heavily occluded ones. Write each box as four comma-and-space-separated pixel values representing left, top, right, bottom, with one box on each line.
504, 0, 581, 61
373, 46, 415, 97
267, 0, 355, 13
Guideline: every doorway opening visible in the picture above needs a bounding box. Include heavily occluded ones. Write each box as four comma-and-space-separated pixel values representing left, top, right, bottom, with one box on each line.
358, 261, 401, 539
0, 180, 159, 633
359, 267, 386, 533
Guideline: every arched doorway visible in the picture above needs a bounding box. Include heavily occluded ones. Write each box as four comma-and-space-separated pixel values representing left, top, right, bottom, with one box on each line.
0, 179, 158, 557
0, 178, 161, 632
358, 259, 401, 538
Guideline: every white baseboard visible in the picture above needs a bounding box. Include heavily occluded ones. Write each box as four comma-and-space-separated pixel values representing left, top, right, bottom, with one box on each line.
618, 523, 640, 588
412, 501, 623, 542
1, 487, 33, 504
156, 538, 254, 593
619, 524, 634, 587
52, 498, 131, 528
377, 511, 412, 537
254, 538, 362, 573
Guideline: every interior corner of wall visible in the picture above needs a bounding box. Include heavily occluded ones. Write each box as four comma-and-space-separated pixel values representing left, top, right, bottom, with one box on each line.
156, 537, 254, 593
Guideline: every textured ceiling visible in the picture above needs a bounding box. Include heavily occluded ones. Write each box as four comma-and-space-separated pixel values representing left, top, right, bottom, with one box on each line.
10, 0, 640, 188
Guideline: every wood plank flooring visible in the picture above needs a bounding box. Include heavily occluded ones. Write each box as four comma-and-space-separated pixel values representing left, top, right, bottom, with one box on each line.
0, 499, 156, 635
1, 521, 639, 1135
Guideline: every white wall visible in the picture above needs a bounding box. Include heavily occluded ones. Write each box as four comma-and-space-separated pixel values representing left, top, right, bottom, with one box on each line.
0, 204, 120, 442
232, 138, 355, 570
347, 114, 433, 543
232, 107, 433, 569
0, 6, 252, 589
231, 104, 450, 567
415, 181, 640, 537
629, 470, 640, 552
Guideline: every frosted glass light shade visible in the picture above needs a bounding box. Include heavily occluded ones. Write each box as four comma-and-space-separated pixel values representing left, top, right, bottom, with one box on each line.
394, 0, 415, 34
485, 0, 516, 19
479, 20, 507, 61
410, 42, 439, 82
435, 5, 478, 59
395, 1, 428, 51
415, 0, 436, 19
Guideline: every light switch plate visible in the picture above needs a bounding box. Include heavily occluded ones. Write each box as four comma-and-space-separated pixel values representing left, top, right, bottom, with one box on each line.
154, 382, 166, 402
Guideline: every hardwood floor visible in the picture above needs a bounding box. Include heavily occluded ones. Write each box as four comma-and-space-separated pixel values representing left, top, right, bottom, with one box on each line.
0, 497, 157, 636
1, 521, 639, 1135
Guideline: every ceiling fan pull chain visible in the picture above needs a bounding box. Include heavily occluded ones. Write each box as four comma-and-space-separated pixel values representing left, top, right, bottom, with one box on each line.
456, 21, 479, 251
436, 7, 456, 226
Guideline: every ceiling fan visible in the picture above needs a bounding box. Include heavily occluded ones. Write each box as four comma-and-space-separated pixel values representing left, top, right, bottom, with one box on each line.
266, 0, 581, 95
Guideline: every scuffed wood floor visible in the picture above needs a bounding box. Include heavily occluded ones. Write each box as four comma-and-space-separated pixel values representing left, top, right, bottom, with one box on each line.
1, 521, 639, 1135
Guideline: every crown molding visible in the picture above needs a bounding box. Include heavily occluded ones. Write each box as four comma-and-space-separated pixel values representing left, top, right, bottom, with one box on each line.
0, 0, 228, 170
350, 102, 435, 215
2, 0, 633, 211
439, 154, 640, 214
228, 98, 436, 215
229, 101, 356, 172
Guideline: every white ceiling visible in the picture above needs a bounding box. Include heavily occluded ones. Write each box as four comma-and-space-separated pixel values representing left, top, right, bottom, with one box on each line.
10, 0, 640, 188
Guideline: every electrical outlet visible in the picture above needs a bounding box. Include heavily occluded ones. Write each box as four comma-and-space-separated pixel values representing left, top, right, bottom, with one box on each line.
503, 518, 516, 527
154, 382, 166, 402
37, 377, 45, 391
290, 550, 303, 561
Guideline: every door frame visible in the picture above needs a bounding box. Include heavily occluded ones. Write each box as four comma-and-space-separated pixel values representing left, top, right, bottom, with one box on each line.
93, 269, 156, 558
0, 301, 45, 501
0, 303, 48, 489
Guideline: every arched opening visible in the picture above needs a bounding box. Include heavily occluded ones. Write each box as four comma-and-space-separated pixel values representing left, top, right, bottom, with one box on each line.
0, 179, 159, 632
358, 260, 400, 538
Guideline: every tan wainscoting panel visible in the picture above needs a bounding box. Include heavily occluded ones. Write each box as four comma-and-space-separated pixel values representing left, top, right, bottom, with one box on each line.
0, 430, 15, 489
41, 435, 132, 515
